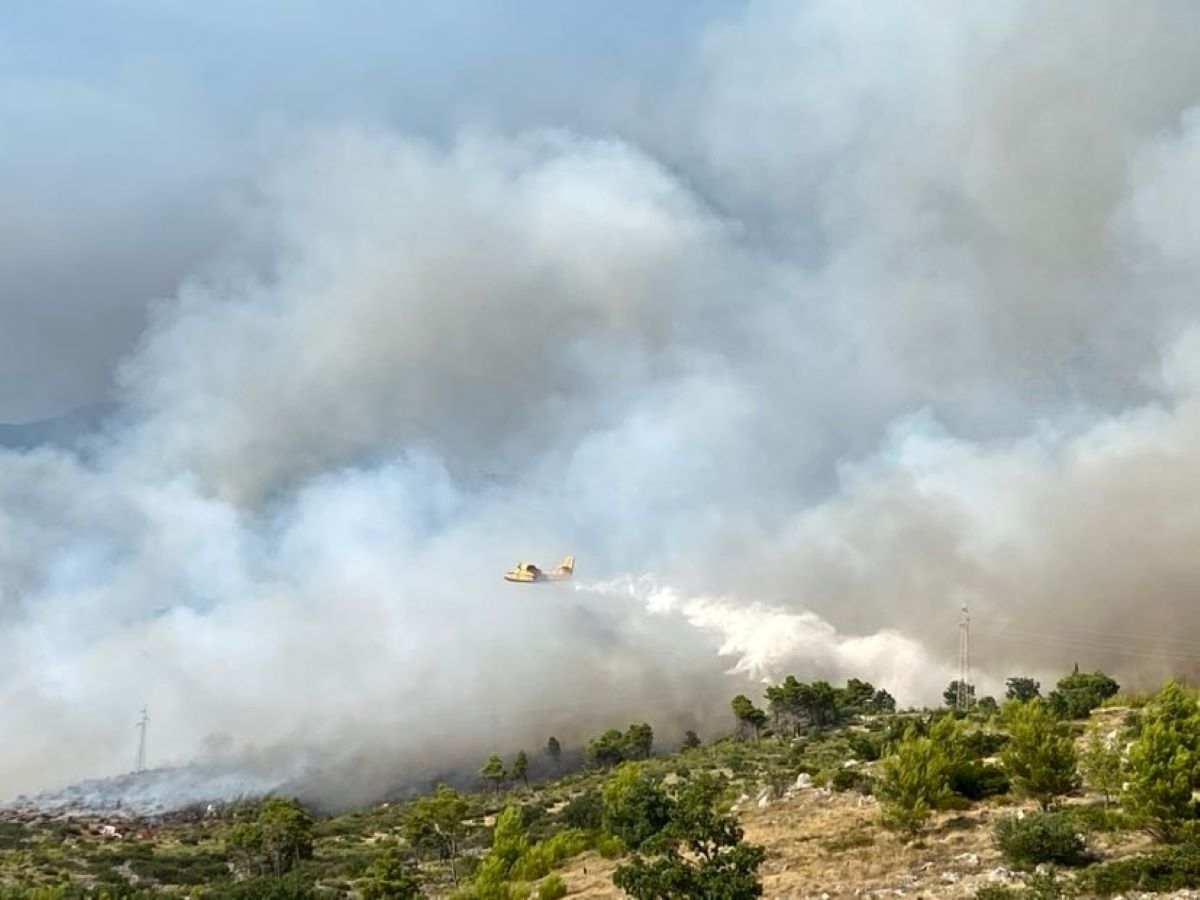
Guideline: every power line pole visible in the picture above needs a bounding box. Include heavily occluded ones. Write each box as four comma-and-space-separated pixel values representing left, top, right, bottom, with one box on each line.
956, 605, 972, 712
135, 705, 149, 773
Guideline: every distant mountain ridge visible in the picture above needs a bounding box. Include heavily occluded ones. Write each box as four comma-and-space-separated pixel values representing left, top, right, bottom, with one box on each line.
0, 403, 118, 450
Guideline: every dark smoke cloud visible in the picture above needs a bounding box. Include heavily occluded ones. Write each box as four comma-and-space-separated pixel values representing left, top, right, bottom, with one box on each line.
4, 1, 1200, 807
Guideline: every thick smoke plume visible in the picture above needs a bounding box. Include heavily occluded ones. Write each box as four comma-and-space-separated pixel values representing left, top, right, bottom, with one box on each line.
5, 1, 1200, 809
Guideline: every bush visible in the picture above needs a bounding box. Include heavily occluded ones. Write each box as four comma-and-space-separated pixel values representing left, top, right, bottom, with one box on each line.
600, 765, 673, 850
537, 874, 568, 900
960, 730, 1009, 759
830, 768, 873, 795
974, 887, 1022, 900
846, 732, 883, 762
950, 761, 1010, 801
994, 812, 1087, 867
1066, 803, 1132, 835
560, 791, 602, 831
595, 833, 625, 858
204, 873, 317, 899
1076, 842, 1200, 895
512, 829, 590, 880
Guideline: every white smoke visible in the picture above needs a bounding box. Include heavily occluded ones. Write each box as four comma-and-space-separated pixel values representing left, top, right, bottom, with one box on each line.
5, 2, 1200, 808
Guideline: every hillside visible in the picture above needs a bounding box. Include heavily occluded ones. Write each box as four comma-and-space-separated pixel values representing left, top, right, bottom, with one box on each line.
0, 677, 1197, 899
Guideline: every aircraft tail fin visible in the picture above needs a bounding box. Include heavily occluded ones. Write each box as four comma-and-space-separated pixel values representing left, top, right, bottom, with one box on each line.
556, 555, 575, 575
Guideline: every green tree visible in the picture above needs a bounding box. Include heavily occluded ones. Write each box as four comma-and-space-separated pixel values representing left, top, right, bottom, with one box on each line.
624, 723, 654, 760
546, 736, 562, 770
613, 774, 765, 899
480, 753, 507, 793
586, 729, 628, 768
682, 730, 702, 750
803, 680, 841, 726
943, 680, 976, 710
361, 849, 423, 899
473, 805, 529, 900
1005, 677, 1041, 703
1123, 681, 1200, 841
601, 764, 674, 850
1079, 723, 1124, 808
225, 797, 314, 878
403, 784, 469, 884
1001, 700, 1079, 809
731, 695, 767, 739
765, 676, 804, 734
838, 678, 878, 712
868, 688, 897, 714
511, 751, 530, 788
1047, 667, 1119, 719
976, 696, 999, 716
875, 726, 952, 838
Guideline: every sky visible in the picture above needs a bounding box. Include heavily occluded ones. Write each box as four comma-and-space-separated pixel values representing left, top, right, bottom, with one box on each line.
0, 0, 731, 422
6, 1, 1200, 809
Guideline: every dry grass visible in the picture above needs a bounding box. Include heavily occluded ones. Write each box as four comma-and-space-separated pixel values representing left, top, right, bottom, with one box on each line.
550, 790, 1012, 899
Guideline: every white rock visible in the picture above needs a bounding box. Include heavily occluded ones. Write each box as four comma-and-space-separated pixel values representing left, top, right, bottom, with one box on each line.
795, 773, 813, 789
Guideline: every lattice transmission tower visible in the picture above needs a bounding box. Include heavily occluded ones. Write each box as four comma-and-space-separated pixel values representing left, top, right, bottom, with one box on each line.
956, 606, 972, 712
135, 705, 149, 773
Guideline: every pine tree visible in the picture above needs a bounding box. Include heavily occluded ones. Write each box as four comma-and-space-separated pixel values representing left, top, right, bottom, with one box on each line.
1005, 677, 1041, 703
479, 753, 507, 793
731, 695, 768, 739
403, 784, 468, 884
1079, 723, 1123, 808
546, 736, 562, 770
1001, 700, 1079, 809
1123, 681, 1200, 841
511, 750, 529, 788
875, 726, 952, 838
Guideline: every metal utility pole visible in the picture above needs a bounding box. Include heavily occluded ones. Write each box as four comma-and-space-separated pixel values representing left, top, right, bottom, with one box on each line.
956, 606, 971, 712
135, 705, 149, 773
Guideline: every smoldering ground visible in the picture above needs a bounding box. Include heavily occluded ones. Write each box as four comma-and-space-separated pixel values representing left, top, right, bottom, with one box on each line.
6, 2, 1200, 809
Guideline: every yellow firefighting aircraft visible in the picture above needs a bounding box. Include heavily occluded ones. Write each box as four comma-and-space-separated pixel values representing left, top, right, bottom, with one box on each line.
504, 555, 575, 583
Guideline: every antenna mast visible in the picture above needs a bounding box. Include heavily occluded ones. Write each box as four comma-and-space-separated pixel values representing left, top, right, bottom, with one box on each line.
956, 606, 972, 712
135, 705, 149, 773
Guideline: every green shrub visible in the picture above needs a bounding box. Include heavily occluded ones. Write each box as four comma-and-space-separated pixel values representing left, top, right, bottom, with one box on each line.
203, 873, 316, 899
600, 765, 673, 850
512, 829, 590, 880
974, 886, 1022, 900
950, 761, 1010, 800
560, 791, 602, 831
829, 768, 873, 794
846, 732, 883, 762
994, 812, 1086, 867
1076, 842, 1200, 894
535, 874, 567, 900
1066, 803, 1132, 835
594, 833, 625, 858
966, 731, 1008, 757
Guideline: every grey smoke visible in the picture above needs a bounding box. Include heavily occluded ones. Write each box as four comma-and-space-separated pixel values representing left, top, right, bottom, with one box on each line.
4, 1, 1200, 808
